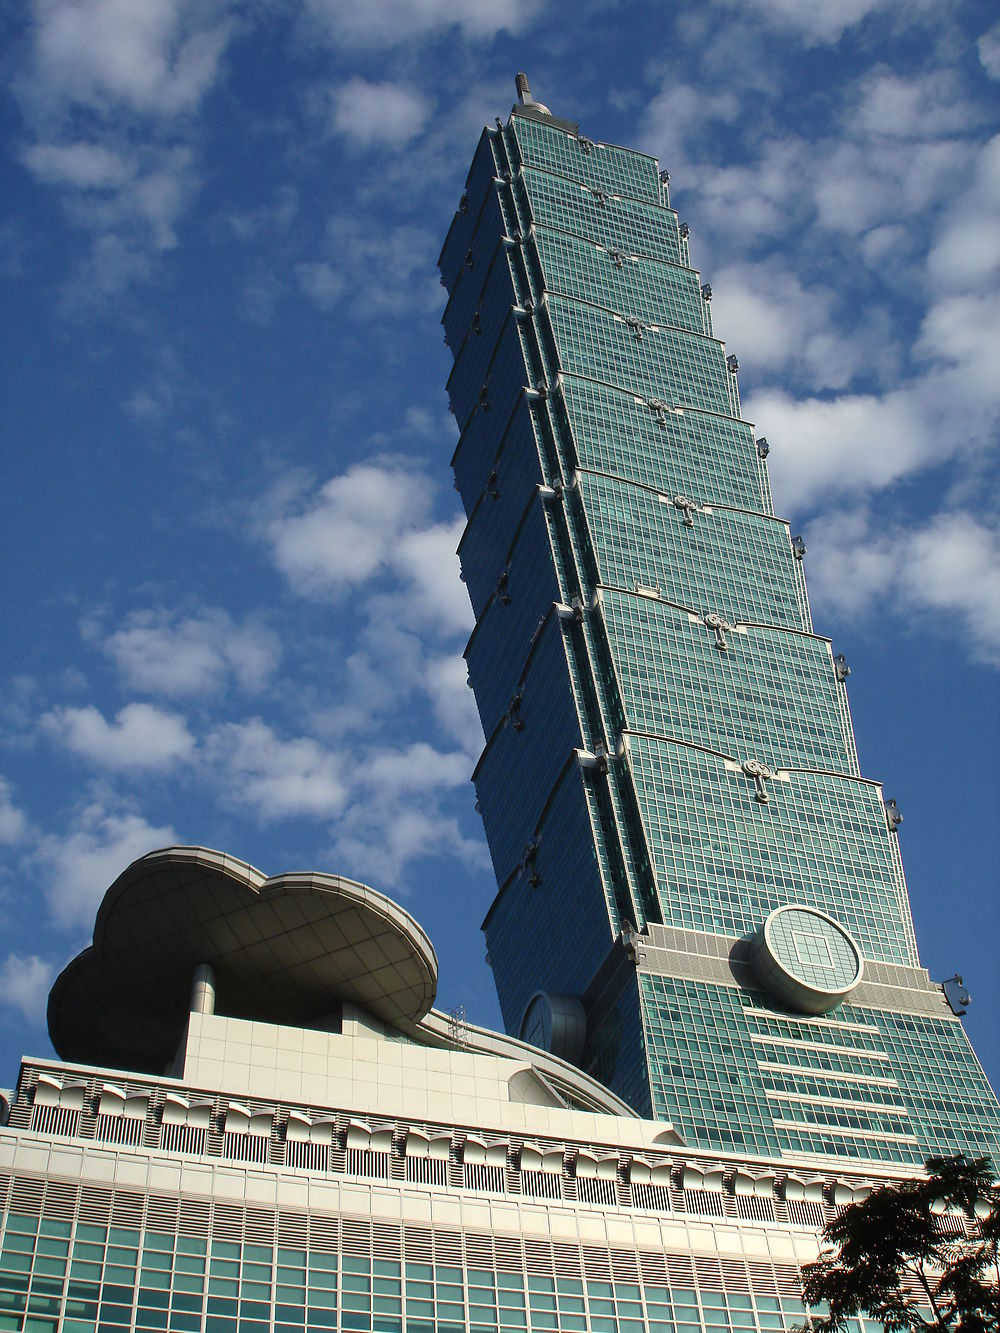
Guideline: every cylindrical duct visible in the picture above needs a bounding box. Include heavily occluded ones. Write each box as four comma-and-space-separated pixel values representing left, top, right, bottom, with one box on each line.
190, 963, 217, 1015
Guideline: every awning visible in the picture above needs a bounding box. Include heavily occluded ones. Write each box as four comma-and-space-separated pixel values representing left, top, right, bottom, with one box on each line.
309, 1116, 338, 1144
541, 1149, 565, 1175
486, 1142, 509, 1168
187, 1100, 214, 1129
734, 1172, 775, 1198
224, 1103, 251, 1133
833, 1181, 872, 1206
627, 1156, 652, 1184
33, 1074, 62, 1107
595, 1155, 619, 1181
59, 1081, 89, 1111
575, 1152, 599, 1179
249, 1111, 273, 1138
98, 1084, 127, 1116
520, 1144, 542, 1171
161, 1093, 189, 1124
784, 1176, 825, 1203
683, 1166, 723, 1192
285, 1112, 312, 1143
346, 1119, 372, 1149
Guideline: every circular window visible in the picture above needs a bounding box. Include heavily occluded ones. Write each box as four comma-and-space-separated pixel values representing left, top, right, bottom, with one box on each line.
518, 992, 587, 1064
749, 905, 863, 1014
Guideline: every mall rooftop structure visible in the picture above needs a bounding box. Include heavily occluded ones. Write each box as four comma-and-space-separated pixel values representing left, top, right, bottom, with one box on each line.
0, 845, 888, 1333
42, 846, 636, 1120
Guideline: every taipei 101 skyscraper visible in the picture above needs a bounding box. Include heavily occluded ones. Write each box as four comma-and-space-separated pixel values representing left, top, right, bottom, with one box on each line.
439, 75, 1000, 1170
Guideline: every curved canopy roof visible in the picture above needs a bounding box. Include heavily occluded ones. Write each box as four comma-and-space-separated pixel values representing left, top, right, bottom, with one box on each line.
48, 846, 438, 1073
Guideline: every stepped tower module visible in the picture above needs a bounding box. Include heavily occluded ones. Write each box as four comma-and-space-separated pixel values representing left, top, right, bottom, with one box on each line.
440, 75, 1000, 1169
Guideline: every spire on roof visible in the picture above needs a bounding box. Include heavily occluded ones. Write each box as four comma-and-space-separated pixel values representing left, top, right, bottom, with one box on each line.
514, 72, 551, 115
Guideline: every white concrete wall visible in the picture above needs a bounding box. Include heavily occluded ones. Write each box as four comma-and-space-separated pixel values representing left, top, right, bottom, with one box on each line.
180, 1011, 680, 1156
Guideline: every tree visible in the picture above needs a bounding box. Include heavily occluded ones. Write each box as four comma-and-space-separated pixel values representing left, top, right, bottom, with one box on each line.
799, 1155, 999, 1332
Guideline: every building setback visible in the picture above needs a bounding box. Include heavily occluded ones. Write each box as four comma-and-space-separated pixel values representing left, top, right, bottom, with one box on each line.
440, 77, 1000, 1169
0, 77, 998, 1333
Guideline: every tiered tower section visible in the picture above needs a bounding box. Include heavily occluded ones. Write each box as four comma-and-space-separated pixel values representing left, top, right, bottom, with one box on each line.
439, 93, 1000, 1169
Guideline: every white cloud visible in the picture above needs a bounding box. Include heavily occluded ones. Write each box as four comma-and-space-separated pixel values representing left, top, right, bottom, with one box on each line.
715, 0, 923, 45
330, 804, 486, 889
806, 508, 1000, 666
849, 68, 986, 142
0, 780, 28, 846
267, 461, 430, 595
800, 505, 892, 616
227, 185, 298, 242
905, 514, 1000, 659
301, 0, 537, 47
423, 652, 484, 755
258, 463, 475, 804
97, 607, 280, 697
239, 267, 285, 325
0, 953, 55, 1025
915, 292, 1000, 401
341, 74, 518, 203
16, 0, 229, 310
120, 346, 181, 422
323, 738, 485, 885
126, 154, 193, 248
748, 384, 938, 512
926, 135, 1000, 291
329, 78, 430, 150
710, 262, 890, 391
265, 462, 471, 635
859, 222, 913, 268
35, 804, 176, 930
639, 82, 742, 185
320, 215, 441, 317
294, 260, 345, 312
926, 217, 1000, 292
979, 21, 1000, 80
206, 719, 347, 820
310, 623, 429, 739
27, 0, 235, 117
41, 702, 195, 770
393, 516, 472, 635
728, 130, 999, 555
24, 141, 196, 251
23, 141, 131, 188
811, 139, 971, 239
62, 233, 152, 311
362, 742, 469, 798
200, 713, 481, 883
641, 59, 983, 271
695, 145, 802, 242
22, 137, 200, 313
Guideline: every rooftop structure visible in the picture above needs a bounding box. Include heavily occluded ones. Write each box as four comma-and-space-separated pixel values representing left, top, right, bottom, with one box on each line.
48, 847, 439, 1075
0, 845, 948, 1333
439, 78, 1000, 1169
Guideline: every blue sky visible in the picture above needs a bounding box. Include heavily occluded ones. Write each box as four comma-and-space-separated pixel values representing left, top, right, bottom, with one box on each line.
1, 0, 998, 1104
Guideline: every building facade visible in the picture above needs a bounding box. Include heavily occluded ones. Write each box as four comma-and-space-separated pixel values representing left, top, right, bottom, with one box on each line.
439, 80, 1000, 1169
